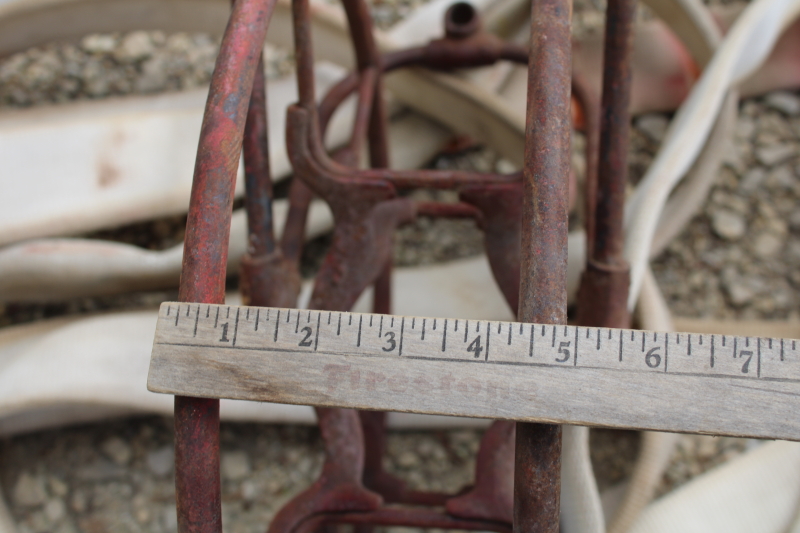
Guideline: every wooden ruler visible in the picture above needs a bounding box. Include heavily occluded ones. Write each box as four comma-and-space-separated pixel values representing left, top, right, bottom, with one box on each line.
148, 302, 800, 441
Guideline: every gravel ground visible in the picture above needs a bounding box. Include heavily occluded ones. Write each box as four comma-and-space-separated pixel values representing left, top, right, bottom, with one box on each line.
0, 0, 796, 531
1, 418, 483, 533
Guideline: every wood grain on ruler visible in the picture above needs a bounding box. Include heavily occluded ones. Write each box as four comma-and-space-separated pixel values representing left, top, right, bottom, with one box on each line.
148, 303, 800, 441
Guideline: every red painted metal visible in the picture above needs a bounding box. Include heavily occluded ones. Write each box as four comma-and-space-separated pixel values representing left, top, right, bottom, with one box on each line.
173, 0, 278, 530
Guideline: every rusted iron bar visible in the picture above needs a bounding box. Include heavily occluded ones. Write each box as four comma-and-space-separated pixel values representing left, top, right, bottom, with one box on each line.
415, 201, 483, 219
576, 0, 635, 328
174, 0, 277, 529
572, 69, 600, 247
593, 0, 636, 264
242, 56, 276, 257
239, 55, 301, 309
341, 0, 390, 169
295, 508, 511, 533
515, 0, 572, 528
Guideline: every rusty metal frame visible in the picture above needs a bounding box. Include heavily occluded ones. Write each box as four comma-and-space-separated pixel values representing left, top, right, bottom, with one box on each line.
170, 0, 637, 528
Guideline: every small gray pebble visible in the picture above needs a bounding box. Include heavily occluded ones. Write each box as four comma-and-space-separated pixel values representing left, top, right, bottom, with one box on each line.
13, 472, 47, 507
100, 436, 132, 465
221, 450, 251, 480
43, 498, 66, 522
711, 210, 747, 240
636, 114, 669, 143
766, 164, 795, 189
146, 445, 174, 476
755, 143, 796, 167
114, 31, 155, 63
735, 116, 756, 140
765, 91, 800, 116
752, 232, 784, 259
740, 167, 765, 191
80, 34, 117, 54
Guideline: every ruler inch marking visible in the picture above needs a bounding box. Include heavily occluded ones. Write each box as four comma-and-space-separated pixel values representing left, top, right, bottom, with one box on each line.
295, 312, 300, 333
231, 308, 240, 346
574, 326, 579, 366
150, 304, 800, 442
399, 318, 405, 356
757, 337, 761, 378
485, 323, 491, 361
422, 319, 426, 340
529, 324, 534, 357
314, 312, 321, 351
711, 336, 715, 368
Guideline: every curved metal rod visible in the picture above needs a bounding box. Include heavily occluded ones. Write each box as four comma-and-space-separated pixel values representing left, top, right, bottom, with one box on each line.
174, 0, 279, 531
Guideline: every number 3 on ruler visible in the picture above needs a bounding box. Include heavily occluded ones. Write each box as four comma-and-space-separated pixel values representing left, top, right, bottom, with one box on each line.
383, 332, 396, 352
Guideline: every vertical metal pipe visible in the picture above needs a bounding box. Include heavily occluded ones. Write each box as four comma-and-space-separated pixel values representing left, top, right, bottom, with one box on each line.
515, 0, 572, 528
575, 0, 635, 328
174, 397, 222, 533
292, 0, 317, 109
593, 0, 636, 265
174, 0, 275, 530
243, 56, 277, 257
338, 0, 384, 145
